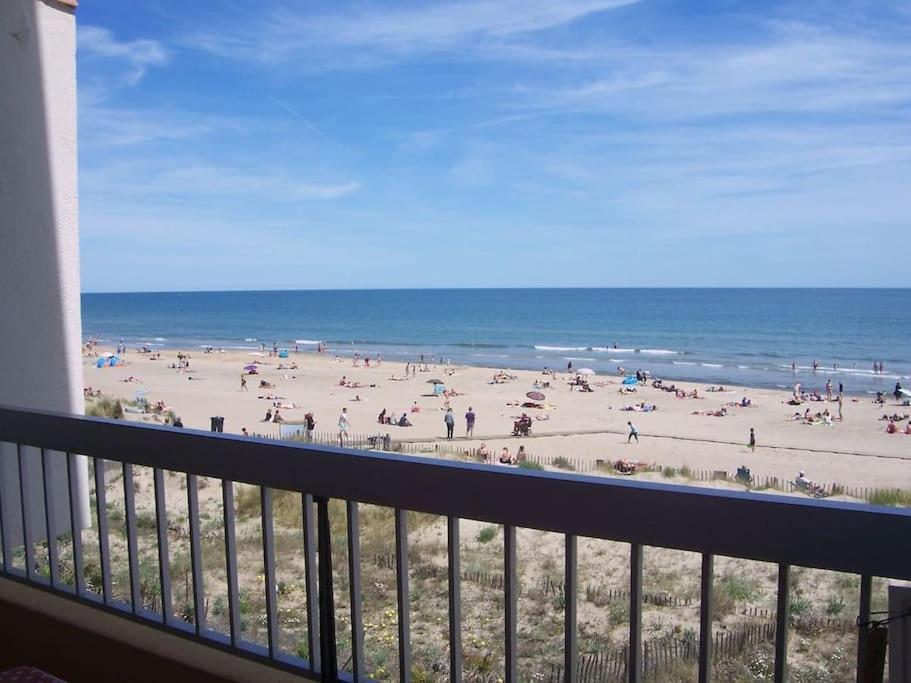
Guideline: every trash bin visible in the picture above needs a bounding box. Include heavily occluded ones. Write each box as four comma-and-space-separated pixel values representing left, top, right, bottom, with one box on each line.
210, 416, 224, 432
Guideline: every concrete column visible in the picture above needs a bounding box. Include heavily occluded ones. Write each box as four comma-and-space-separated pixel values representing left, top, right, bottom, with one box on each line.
0, 0, 89, 549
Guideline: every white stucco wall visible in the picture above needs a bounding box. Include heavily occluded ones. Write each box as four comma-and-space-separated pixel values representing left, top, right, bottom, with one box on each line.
0, 0, 89, 547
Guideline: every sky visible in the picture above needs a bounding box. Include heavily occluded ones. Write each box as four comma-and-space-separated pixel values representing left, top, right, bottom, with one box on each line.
76, 0, 911, 291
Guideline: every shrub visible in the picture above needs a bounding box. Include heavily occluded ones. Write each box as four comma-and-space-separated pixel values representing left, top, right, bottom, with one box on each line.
661, 466, 677, 478
87, 397, 124, 419
518, 460, 544, 471
552, 456, 576, 471
866, 488, 911, 507
824, 595, 845, 616
476, 526, 497, 544
790, 596, 812, 616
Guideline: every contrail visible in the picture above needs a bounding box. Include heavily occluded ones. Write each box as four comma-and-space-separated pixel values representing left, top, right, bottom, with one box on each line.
272, 97, 352, 153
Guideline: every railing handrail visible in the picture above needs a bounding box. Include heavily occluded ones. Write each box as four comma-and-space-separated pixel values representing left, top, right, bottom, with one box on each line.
2, 404, 910, 580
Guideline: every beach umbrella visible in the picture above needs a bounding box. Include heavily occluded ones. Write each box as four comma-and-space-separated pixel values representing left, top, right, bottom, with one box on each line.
577, 368, 595, 375
426, 379, 444, 384
526, 391, 546, 401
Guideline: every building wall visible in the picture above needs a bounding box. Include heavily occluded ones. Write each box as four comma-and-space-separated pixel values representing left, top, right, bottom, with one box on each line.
0, 0, 88, 544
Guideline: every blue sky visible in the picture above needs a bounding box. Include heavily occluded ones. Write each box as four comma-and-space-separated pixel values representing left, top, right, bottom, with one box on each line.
77, 0, 911, 291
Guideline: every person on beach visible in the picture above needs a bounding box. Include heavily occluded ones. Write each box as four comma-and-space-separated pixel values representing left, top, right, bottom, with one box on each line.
465, 406, 476, 438
516, 445, 528, 464
241, 427, 249, 436
825, 380, 832, 401
240, 375, 247, 391
748, 427, 756, 452
567, 360, 573, 373
444, 408, 455, 439
836, 394, 844, 421
264, 409, 272, 422
273, 409, 282, 423
305, 412, 315, 440
338, 408, 350, 445
499, 447, 512, 464
477, 442, 491, 463
838, 381, 844, 396
627, 421, 639, 443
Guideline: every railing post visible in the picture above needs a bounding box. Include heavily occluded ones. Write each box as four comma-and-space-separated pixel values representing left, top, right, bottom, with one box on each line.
447, 516, 462, 683
698, 554, 713, 683
856, 574, 872, 682
565, 534, 577, 683
504, 524, 517, 683
774, 564, 790, 683
629, 544, 643, 683
316, 496, 338, 682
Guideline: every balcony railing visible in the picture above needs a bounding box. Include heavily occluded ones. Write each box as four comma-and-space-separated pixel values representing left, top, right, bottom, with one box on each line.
0, 404, 909, 682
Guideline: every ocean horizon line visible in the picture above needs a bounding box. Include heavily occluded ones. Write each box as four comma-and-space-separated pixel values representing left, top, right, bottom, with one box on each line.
82, 285, 911, 295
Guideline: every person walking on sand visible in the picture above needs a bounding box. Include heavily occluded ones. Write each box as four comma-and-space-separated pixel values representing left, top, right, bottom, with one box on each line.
627, 421, 639, 443
836, 394, 844, 421
465, 406, 476, 438
338, 407, 350, 446
748, 427, 756, 452
444, 408, 455, 440
240, 374, 247, 391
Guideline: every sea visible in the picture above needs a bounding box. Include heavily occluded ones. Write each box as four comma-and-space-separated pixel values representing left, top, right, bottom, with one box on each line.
81, 289, 910, 394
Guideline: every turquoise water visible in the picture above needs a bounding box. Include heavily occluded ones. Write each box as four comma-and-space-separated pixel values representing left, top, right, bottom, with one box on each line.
81, 289, 909, 392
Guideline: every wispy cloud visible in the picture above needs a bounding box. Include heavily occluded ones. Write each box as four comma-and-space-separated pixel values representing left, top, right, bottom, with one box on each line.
81, 161, 360, 203
78, 25, 169, 85
509, 27, 911, 120
183, 0, 640, 69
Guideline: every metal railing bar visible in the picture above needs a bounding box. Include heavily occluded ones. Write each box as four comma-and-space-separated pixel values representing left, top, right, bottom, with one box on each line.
629, 543, 643, 683
41, 449, 60, 587
187, 474, 206, 633
222, 480, 241, 646
67, 452, 85, 595
122, 462, 142, 614
261, 487, 279, 658
395, 508, 411, 683
303, 493, 321, 673
447, 516, 462, 683
346, 500, 364, 681
774, 564, 790, 683
564, 533, 577, 683
317, 496, 338, 682
4, 407, 906, 580
18, 445, 35, 580
0, 446, 11, 570
153, 468, 172, 623
504, 524, 517, 683
93, 457, 113, 603
698, 553, 713, 683
856, 573, 872, 681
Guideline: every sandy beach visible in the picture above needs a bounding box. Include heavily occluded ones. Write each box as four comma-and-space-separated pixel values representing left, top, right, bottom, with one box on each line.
82, 347, 911, 492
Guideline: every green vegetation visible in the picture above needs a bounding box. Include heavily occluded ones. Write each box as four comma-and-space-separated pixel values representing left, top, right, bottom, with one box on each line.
866, 488, 911, 507
476, 526, 497, 544
551, 456, 576, 471
518, 459, 544, 471
86, 396, 125, 419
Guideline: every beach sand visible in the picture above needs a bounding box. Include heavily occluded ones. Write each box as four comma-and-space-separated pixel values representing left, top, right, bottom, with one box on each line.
83, 347, 911, 491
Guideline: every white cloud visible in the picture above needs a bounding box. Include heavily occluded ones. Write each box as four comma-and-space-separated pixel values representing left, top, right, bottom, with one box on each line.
78, 25, 169, 85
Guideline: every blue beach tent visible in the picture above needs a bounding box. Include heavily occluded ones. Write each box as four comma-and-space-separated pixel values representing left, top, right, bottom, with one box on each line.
622, 376, 638, 385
